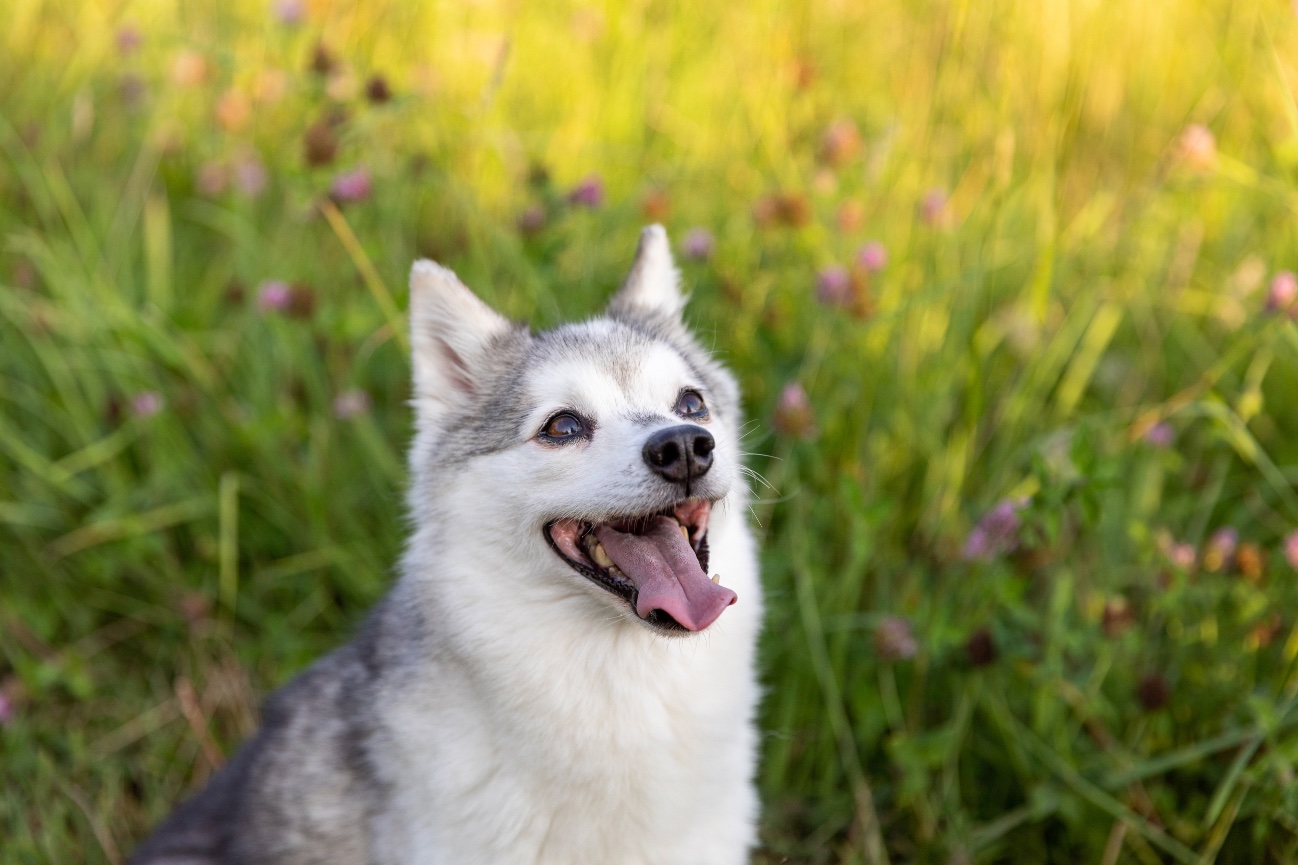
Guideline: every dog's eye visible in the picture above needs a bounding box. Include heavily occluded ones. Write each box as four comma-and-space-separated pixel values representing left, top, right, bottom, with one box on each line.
675, 390, 708, 418
542, 412, 586, 441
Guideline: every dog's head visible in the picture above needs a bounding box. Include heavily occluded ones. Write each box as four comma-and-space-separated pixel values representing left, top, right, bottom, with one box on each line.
405, 226, 745, 634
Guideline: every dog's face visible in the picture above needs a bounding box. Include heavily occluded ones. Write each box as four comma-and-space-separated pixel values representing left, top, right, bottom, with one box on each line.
406, 226, 745, 634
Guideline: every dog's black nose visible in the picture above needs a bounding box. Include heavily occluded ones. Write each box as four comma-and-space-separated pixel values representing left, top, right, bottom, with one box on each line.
643, 425, 714, 485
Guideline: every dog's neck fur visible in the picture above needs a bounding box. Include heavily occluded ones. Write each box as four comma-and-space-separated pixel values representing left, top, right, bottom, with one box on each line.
371, 484, 762, 864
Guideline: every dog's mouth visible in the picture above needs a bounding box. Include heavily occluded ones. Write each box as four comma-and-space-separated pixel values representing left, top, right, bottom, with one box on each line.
544, 498, 737, 633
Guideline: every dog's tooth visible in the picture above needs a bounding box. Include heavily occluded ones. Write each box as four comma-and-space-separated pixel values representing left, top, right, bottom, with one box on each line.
609, 565, 625, 577
680, 524, 690, 543
591, 541, 613, 568
711, 574, 721, 584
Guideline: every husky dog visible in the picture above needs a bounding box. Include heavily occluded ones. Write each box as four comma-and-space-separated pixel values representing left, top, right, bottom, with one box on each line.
131, 225, 763, 865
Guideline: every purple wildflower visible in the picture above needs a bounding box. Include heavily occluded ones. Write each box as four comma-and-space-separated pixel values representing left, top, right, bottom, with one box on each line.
962, 529, 993, 560
773, 382, 817, 440
333, 389, 372, 419
1169, 541, 1197, 571
962, 497, 1028, 561
681, 228, 715, 261
779, 382, 809, 413
1266, 271, 1297, 314
1284, 530, 1298, 571
815, 265, 851, 306
131, 391, 164, 418
235, 155, 268, 198
1204, 527, 1239, 572
0, 687, 11, 727
273, 0, 305, 26
257, 280, 293, 313
566, 175, 605, 208
330, 167, 372, 203
874, 616, 918, 661
920, 189, 949, 226
1143, 422, 1174, 448
516, 204, 547, 236
116, 25, 142, 56
856, 241, 887, 273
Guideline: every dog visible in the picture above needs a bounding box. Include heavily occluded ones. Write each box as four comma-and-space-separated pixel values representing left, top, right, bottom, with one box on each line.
130, 225, 764, 865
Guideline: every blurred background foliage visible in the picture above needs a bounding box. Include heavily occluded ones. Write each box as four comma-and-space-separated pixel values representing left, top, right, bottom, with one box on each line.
4, 0, 1298, 862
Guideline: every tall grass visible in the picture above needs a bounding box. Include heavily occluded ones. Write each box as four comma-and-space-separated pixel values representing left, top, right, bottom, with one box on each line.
4, 0, 1298, 861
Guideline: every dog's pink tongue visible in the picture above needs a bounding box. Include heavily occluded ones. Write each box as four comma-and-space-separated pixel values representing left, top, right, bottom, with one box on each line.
595, 516, 737, 631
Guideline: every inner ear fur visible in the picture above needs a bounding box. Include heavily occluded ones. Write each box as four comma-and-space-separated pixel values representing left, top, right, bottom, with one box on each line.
408, 259, 514, 406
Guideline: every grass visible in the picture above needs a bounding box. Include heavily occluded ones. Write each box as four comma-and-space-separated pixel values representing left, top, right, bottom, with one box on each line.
4, 0, 1298, 861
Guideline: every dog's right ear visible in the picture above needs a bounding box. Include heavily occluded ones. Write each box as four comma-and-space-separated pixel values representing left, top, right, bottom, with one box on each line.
409, 260, 514, 418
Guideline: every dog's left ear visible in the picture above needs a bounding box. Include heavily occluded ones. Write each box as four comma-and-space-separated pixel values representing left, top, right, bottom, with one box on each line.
607, 225, 686, 323
408, 260, 515, 417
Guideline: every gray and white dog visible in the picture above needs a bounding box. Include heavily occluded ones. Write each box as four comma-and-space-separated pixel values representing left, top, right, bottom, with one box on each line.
131, 226, 764, 865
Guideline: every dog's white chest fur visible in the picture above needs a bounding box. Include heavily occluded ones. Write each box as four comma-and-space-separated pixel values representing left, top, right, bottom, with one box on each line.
373, 498, 762, 865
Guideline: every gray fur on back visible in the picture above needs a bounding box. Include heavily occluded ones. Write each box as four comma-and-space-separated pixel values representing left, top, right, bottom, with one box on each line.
130, 598, 417, 865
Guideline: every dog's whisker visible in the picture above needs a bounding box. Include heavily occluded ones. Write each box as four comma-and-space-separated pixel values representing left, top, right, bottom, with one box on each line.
745, 469, 777, 490
739, 451, 780, 461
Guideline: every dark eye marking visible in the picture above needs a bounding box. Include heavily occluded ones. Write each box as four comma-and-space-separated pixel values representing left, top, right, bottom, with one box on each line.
674, 388, 708, 420
538, 411, 591, 444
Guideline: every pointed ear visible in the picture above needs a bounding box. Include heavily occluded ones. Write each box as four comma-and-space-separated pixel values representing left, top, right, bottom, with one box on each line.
408, 259, 514, 415
606, 225, 686, 322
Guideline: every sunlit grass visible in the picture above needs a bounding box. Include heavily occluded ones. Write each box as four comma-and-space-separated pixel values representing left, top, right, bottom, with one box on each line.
4, 0, 1298, 862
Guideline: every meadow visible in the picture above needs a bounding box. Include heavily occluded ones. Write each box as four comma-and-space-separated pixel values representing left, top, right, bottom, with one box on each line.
4, 0, 1298, 861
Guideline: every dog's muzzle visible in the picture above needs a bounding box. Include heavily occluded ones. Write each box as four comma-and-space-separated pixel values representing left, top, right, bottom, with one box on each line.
544, 498, 736, 633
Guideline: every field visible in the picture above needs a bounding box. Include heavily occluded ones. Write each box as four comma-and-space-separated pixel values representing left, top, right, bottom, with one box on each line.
4, 0, 1298, 861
